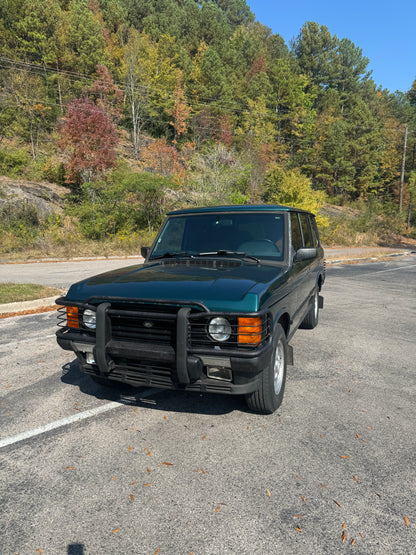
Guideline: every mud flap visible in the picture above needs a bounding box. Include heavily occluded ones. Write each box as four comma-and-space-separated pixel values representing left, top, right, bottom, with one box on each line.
287, 344, 294, 366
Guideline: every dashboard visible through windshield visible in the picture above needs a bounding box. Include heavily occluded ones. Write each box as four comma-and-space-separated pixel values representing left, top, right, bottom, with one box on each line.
150, 212, 286, 261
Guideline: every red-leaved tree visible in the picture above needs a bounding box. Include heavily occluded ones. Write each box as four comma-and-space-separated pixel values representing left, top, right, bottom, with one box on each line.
59, 96, 118, 184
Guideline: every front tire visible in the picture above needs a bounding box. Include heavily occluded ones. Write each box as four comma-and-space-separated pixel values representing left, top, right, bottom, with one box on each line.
245, 323, 287, 414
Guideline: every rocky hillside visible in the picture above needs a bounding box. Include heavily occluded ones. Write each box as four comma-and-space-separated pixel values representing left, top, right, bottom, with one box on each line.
0, 176, 69, 218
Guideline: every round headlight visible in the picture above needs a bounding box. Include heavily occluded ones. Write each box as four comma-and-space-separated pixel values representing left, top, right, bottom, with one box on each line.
208, 317, 232, 342
82, 309, 96, 329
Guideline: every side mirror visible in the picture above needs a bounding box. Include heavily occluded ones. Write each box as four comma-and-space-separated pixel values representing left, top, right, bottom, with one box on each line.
141, 246, 150, 259
294, 247, 317, 263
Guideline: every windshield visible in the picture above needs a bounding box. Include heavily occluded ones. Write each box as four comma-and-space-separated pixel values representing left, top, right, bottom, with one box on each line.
150, 212, 286, 261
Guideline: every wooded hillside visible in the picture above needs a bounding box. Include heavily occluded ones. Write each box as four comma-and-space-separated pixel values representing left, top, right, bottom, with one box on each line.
1, 0, 416, 254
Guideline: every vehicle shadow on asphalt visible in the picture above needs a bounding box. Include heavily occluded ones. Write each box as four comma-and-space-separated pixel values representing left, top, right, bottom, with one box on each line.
60, 359, 250, 415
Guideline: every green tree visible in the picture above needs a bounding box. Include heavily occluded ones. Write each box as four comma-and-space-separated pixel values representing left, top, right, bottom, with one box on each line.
64, 0, 108, 73
407, 171, 416, 228
235, 97, 276, 199
198, 47, 232, 103
292, 22, 340, 89
311, 96, 383, 199
264, 166, 327, 226
269, 58, 316, 166
408, 78, 416, 106
121, 172, 171, 231
336, 38, 371, 113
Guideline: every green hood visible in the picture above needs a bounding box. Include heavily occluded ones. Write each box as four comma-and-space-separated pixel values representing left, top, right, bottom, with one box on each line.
65, 259, 287, 312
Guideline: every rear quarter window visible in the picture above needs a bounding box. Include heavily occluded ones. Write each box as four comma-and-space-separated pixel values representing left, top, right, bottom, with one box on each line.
299, 213, 313, 248
290, 212, 303, 250
310, 216, 320, 247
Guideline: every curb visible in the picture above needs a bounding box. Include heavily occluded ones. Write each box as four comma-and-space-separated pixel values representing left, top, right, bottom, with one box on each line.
0, 255, 144, 265
325, 250, 413, 265
0, 295, 61, 318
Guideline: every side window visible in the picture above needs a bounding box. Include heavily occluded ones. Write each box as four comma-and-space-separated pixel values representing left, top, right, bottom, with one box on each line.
290, 212, 303, 251
299, 213, 313, 248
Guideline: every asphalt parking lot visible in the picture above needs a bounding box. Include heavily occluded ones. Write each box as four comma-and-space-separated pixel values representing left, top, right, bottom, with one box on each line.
1, 255, 415, 554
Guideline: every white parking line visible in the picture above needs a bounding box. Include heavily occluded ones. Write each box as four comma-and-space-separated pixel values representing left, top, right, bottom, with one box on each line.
360, 263, 416, 275
0, 388, 161, 449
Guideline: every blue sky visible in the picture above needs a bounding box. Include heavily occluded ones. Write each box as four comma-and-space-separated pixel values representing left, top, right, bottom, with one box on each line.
247, 0, 415, 94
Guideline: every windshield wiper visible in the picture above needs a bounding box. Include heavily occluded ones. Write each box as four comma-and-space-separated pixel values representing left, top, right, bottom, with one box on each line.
150, 251, 194, 260
196, 250, 260, 264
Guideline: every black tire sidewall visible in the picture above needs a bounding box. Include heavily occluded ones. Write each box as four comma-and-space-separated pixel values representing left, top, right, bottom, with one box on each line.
265, 323, 287, 409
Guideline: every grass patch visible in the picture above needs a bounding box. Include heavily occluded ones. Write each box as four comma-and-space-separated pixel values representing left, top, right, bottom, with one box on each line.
0, 283, 62, 304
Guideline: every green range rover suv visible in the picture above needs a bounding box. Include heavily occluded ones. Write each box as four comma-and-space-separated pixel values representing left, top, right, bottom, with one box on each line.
56, 205, 325, 414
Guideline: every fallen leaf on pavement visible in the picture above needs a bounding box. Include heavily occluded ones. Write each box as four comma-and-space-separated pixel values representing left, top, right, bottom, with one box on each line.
404, 515, 410, 526
266, 489, 271, 498
130, 494, 134, 502
112, 528, 120, 534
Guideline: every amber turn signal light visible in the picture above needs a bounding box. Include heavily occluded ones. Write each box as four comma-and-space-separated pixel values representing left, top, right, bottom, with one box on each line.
238, 317, 262, 344
66, 306, 79, 328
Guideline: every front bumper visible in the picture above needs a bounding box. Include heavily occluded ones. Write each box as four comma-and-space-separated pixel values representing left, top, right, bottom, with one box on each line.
56, 299, 273, 395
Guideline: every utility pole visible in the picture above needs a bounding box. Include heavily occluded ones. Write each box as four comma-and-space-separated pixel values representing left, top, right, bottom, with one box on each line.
399, 124, 408, 211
